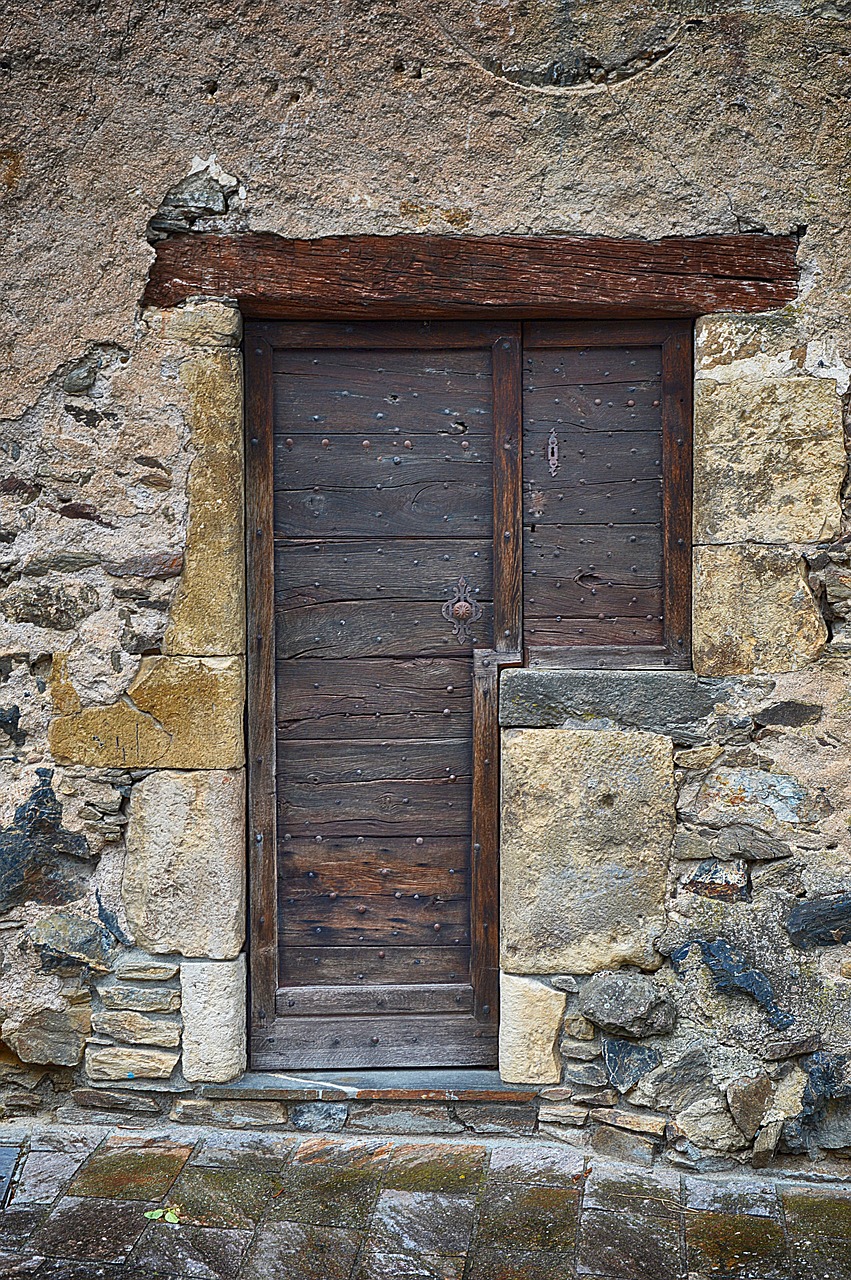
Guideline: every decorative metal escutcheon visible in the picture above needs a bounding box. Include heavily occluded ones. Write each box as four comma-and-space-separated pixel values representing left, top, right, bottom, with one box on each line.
548, 427, 559, 476
442, 576, 482, 644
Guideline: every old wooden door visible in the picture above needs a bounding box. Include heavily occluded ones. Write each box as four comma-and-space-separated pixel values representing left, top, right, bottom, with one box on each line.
246, 322, 521, 1069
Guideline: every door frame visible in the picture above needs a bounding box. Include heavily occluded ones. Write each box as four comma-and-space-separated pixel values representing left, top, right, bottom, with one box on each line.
245, 321, 522, 1062
191, 231, 800, 1067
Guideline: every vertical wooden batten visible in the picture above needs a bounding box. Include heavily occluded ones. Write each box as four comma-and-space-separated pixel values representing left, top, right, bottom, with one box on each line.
243, 332, 278, 1036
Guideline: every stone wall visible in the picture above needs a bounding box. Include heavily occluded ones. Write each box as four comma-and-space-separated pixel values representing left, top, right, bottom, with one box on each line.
2, 0, 851, 1166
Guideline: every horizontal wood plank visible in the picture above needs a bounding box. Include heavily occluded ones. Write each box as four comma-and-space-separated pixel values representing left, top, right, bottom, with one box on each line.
525, 525, 663, 577
276, 737, 471, 785
147, 233, 800, 318
277, 599, 494, 658
278, 776, 472, 836
280, 944, 471, 986
253, 1012, 497, 1069
276, 480, 494, 538
276, 983, 474, 1016
525, 578, 663, 621
526, 615, 663, 646
277, 835, 469, 896
275, 658, 471, 739
274, 445, 491, 496
524, 345, 661, 386
279, 893, 470, 945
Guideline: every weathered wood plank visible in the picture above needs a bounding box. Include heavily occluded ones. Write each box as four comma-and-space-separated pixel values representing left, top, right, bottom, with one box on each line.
661, 323, 693, 660
276, 737, 470, 785
244, 332, 279, 1034
279, 893, 470, 945
276, 983, 474, 1017
277, 835, 469, 896
524, 345, 661, 386
525, 525, 663, 577
253, 1012, 497, 1069
276, 599, 494, 659
146, 232, 800, 318
275, 541, 492, 608
526, 615, 663, 646
525, 577, 663, 621
275, 478, 494, 538
278, 776, 472, 836
275, 658, 471, 740
280, 944, 471, 986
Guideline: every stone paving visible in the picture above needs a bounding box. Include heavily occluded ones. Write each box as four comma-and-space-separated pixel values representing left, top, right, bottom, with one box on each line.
0, 1127, 851, 1278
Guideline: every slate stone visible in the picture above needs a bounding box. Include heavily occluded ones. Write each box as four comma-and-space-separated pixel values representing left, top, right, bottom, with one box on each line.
30, 1196, 151, 1263
671, 938, 794, 1031
686, 1209, 788, 1278
465, 1248, 576, 1280
370, 1189, 476, 1257
579, 971, 677, 1039
499, 668, 746, 742
578, 1205, 681, 1277
0, 705, 25, 746
754, 700, 822, 727
266, 1164, 380, 1228
714, 824, 792, 862
681, 857, 750, 901
130, 1222, 253, 1279
0, 769, 92, 912
0, 1146, 19, 1206
602, 1037, 662, 1092
290, 1102, 349, 1132
28, 910, 116, 971
786, 894, 851, 949
477, 1183, 578, 1251
241, 1220, 363, 1280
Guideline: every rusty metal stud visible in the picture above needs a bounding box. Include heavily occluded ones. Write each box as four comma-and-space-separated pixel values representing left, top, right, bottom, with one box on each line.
378, 950, 385, 958
371, 1036, 380, 1045
415, 837, 424, 845
329, 891, 338, 900
357, 905, 366, 914
321, 438, 330, 447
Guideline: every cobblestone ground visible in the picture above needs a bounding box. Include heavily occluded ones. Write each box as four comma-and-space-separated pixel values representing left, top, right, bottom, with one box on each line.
1, 1127, 851, 1279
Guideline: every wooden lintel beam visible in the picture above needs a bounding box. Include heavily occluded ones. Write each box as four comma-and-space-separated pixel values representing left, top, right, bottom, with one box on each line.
144, 232, 799, 318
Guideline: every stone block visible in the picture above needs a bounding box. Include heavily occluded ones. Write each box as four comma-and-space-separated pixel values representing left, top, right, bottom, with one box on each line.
2, 1004, 91, 1067
501, 729, 675, 973
99, 984, 180, 1013
123, 770, 245, 959
694, 377, 844, 544
589, 1107, 667, 1137
49, 655, 245, 769
169, 1097, 288, 1128
499, 668, 741, 744
85, 1045, 179, 1081
348, 1103, 463, 1133
180, 956, 246, 1084
91, 1010, 181, 1049
454, 1102, 537, 1134
164, 349, 245, 657
498, 973, 565, 1085
579, 971, 676, 1039
693, 544, 826, 676
538, 1102, 589, 1126
144, 301, 242, 348
290, 1102, 349, 1132
114, 958, 180, 981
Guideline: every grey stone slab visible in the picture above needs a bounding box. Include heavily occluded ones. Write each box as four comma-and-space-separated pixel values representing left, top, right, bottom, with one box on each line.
488, 1143, 585, 1185
685, 1209, 788, 1278
499, 668, 747, 743
577, 1206, 681, 1278
240, 1221, 363, 1280
199, 1068, 526, 1101
466, 1248, 578, 1280
582, 1165, 681, 1219
129, 1223, 252, 1280
477, 1182, 579, 1252
369, 1189, 476, 1257
354, 1248, 466, 1279
0, 1147, 19, 1206
9, 1151, 85, 1206
684, 1175, 781, 1219
0, 1204, 49, 1250
30, 1196, 153, 1263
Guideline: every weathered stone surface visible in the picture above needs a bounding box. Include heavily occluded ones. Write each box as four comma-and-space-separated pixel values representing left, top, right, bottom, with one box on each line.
114, 958, 179, 981
143, 301, 242, 349
290, 1102, 349, 1132
680, 858, 750, 902
786, 895, 851, 950
2, 1004, 91, 1067
601, 1038, 661, 1094
501, 729, 675, 973
499, 669, 742, 744
498, 974, 565, 1085
91, 1010, 181, 1048
694, 377, 844, 544
454, 1102, 537, 1135
563, 1014, 595, 1041
0, 769, 92, 913
169, 1097, 288, 1128
752, 1119, 784, 1167
538, 1102, 588, 1126
348, 1104, 463, 1133
562, 1059, 608, 1088
123, 770, 245, 959
49, 655, 245, 769
589, 1107, 667, 1138
71, 1087, 161, 1114
163, 348, 245, 657
85, 1045, 179, 1080
99, 984, 180, 1013
693, 544, 827, 676
727, 1074, 774, 1140
180, 956, 246, 1083
579, 971, 676, 1039
672, 939, 793, 1032
590, 1125, 657, 1167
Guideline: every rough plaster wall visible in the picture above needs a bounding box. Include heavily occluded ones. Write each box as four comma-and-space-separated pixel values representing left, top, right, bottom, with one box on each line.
2, 1, 851, 414
1, 0, 851, 1154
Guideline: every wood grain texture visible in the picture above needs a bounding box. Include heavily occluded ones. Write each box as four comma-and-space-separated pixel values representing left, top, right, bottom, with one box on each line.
280, 944, 472, 985
276, 983, 474, 1016
244, 331, 279, 1034
252, 1011, 498, 1069
277, 835, 469, 897
146, 232, 799, 317
660, 323, 693, 660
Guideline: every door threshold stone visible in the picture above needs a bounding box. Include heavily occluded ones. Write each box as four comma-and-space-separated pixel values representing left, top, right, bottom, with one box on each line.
198, 1069, 539, 1103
